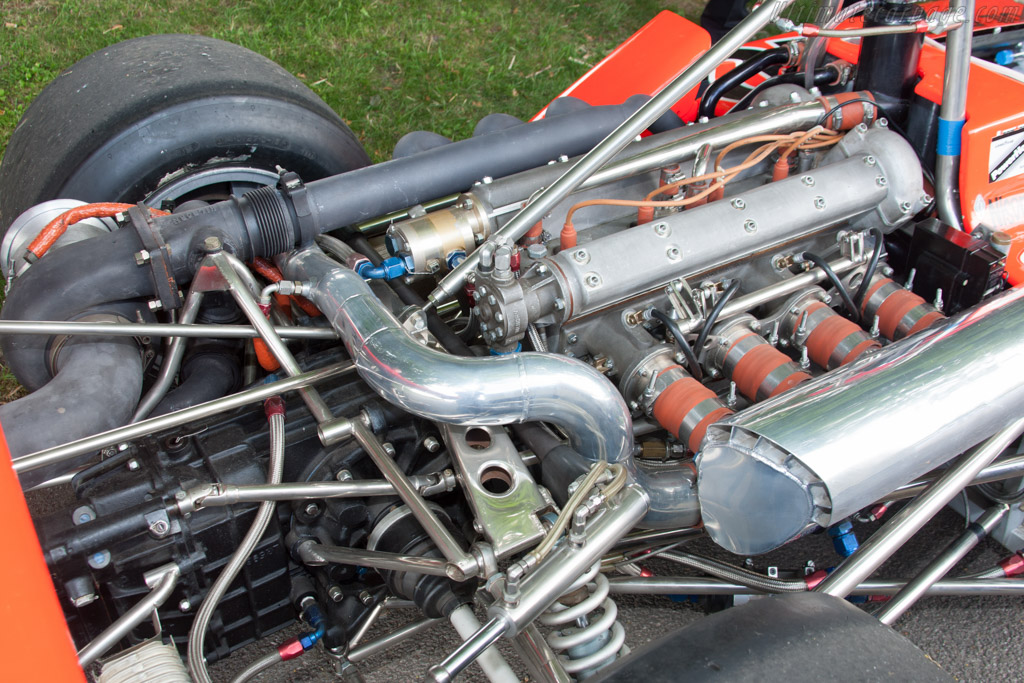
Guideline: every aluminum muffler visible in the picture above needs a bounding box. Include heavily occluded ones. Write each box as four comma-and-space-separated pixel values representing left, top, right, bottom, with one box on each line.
696, 286, 1024, 555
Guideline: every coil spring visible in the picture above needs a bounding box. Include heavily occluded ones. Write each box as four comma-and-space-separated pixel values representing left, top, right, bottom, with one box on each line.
538, 560, 627, 678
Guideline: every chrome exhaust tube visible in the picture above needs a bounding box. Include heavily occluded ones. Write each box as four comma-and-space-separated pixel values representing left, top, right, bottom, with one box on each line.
280, 247, 633, 463
697, 286, 1024, 555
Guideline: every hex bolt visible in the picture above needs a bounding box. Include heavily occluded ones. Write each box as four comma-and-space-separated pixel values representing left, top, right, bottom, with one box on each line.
424, 436, 441, 453
179, 599, 192, 613
304, 503, 321, 517
554, 298, 565, 311
900, 201, 912, 213
127, 459, 140, 471
558, 154, 569, 163
573, 249, 588, 263
921, 193, 933, 205
801, 175, 815, 187
813, 196, 826, 210
359, 590, 374, 606
487, 295, 497, 306
730, 198, 746, 210
743, 219, 757, 233
585, 274, 601, 287
855, 123, 868, 133
134, 249, 151, 266
567, 334, 579, 345
147, 300, 164, 312
202, 236, 223, 253
336, 469, 354, 481
383, 442, 397, 457
494, 312, 504, 323
503, 564, 525, 607
328, 586, 344, 603
875, 176, 887, 187
666, 247, 681, 259
653, 222, 669, 236
864, 156, 877, 167
482, 176, 493, 184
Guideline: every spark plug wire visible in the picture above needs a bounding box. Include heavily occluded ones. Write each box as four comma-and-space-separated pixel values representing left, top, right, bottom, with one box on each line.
558, 129, 841, 246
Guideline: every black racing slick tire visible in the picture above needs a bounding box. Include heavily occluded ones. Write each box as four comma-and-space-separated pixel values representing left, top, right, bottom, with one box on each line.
0, 33, 370, 232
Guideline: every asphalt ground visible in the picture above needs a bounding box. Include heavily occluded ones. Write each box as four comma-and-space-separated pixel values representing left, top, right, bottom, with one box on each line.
208, 505, 1024, 683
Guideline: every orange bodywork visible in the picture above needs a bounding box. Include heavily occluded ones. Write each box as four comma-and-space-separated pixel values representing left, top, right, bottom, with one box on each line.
824, 0, 1024, 283
553, 3, 1024, 282
532, 11, 711, 122
0, 425, 86, 681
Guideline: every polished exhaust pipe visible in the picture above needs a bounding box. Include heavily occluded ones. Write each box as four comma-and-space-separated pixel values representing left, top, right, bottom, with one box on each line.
280, 247, 633, 464
697, 286, 1024, 555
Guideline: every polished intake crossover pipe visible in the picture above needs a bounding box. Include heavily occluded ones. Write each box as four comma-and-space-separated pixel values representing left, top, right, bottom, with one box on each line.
281, 247, 633, 464
697, 286, 1024, 555
282, 247, 702, 528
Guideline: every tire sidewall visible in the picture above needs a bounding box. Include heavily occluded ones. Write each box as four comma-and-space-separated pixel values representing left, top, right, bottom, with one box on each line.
59, 96, 367, 205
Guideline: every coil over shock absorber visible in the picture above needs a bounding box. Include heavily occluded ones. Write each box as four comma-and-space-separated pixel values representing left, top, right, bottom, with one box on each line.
539, 560, 626, 679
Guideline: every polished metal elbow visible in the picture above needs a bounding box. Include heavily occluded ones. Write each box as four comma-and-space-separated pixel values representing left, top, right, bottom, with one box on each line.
280, 247, 633, 463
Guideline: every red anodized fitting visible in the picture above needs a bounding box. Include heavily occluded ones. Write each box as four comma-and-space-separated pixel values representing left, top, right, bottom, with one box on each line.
264, 395, 286, 419
277, 637, 304, 661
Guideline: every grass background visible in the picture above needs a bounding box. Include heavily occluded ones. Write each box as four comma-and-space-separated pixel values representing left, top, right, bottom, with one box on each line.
0, 0, 821, 400
1, 0, 712, 163
0, 0, 710, 399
